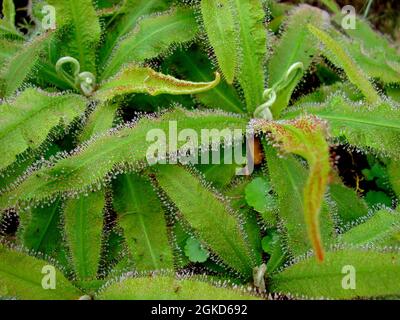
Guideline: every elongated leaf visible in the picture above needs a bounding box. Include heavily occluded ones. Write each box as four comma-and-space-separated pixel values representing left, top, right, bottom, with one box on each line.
64, 191, 105, 280
336, 16, 400, 66
329, 182, 369, 226
197, 161, 238, 189
227, 180, 263, 265
113, 173, 174, 271
230, 0, 266, 113
96, 65, 221, 101
201, 0, 237, 83
344, 38, 400, 84
270, 249, 400, 299
319, 0, 340, 14
166, 47, 245, 113
155, 165, 255, 278
79, 102, 119, 142
0, 109, 247, 208
99, 0, 173, 67
387, 86, 400, 103
62, 96, 110, 281
48, 0, 101, 74
0, 39, 21, 65
0, 88, 87, 171
0, 246, 81, 300
101, 7, 198, 80
308, 25, 381, 104
18, 199, 63, 256
255, 117, 332, 261
2, 0, 15, 26
295, 82, 362, 105
268, 5, 328, 117
328, 17, 400, 83
338, 209, 400, 246
262, 230, 286, 274
97, 275, 260, 300
284, 94, 400, 160
0, 33, 52, 97
0, 0, 20, 38
264, 146, 334, 259
388, 161, 400, 198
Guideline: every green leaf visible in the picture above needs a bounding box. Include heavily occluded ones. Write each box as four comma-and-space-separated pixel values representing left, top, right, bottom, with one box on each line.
270, 249, 400, 299
225, 179, 263, 265
230, 0, 266, 113
0, 33, 53, 97
18, 199, 63, 257
365, 191, 392, 208
97, 275, 260, 300
0, 38, 21, 65
344, 37, 400, 84
264, 147, 334, 260
32, 38, 76, 91
79, 102, 119, 142
96, 65, 221, 101
261, 230, 285, 274
338, 209, 400, 246
362, 162, 387, 182
319, 0, 340, 14
0, 246, 81, 300
337, 16, 400, 67
155, 165, 255, 278
165, 47, 245, 113
385, 86, 400, 103
200, 0, 237, 83
184, 238, 210, 263
171, 221, 191, 268
268, 5, 328, 117
0, 0, 20, 39
0, 88, 87, 171
255, 117, 333, 261
101, 7, 198, 80
328, 16, 400, 83
197, 162, 238, 189
245, 177, 276, 226
113, 173, 174, 271
2, 0, 15, 26
98, 0, 173, 68
48, 0, 101, 74
64, 191, 105, 280
328, 182, 369, 226
284, 95, 400, 160
308, 25, 381, 104
0, 109, 247, 208
294, 82, 362, 105
388, 160, 400, 198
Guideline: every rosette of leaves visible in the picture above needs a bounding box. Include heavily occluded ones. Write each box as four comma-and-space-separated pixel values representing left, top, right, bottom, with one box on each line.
0, 0, 400, 300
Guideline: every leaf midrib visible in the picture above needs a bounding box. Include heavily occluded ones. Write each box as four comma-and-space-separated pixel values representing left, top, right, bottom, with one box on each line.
124, 175, 159, 270
100, 0, 160, 65
180, 53, 244, 114
319, 114, 400, 130
33, 199, 60, 252
103, 11, 194, 79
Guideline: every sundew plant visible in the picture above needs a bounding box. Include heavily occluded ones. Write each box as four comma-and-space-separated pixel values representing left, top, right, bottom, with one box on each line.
0, 0, 400, 300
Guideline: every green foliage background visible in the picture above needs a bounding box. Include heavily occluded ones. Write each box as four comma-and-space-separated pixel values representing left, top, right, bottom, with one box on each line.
0, 0, 400, 300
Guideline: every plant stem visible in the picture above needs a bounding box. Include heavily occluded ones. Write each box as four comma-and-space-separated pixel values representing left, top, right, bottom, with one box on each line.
364, 0, 374, 18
